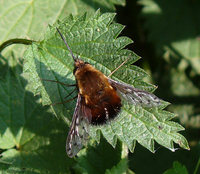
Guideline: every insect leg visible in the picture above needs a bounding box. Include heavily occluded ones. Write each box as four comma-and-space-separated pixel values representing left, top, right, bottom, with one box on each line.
64, 88, 77, 99
51, 96, 78, 106
108, 58, 129, 78
41, 78, 76, 87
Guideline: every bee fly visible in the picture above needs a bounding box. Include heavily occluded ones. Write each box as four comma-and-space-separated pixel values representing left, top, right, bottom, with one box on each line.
50, 28, 161, 158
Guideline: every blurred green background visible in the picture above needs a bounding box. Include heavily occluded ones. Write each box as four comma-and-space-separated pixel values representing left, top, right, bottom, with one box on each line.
116, 0, 200, 173
0, 0, 199, 173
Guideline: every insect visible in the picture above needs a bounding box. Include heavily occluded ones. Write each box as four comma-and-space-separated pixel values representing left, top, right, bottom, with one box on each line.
50, 28, 161, 158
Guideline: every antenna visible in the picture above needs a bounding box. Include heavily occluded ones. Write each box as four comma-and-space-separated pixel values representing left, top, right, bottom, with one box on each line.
56, 27, 76, 62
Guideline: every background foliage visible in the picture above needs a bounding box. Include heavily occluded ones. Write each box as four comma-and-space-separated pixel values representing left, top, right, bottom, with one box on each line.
0, 0, 199, 174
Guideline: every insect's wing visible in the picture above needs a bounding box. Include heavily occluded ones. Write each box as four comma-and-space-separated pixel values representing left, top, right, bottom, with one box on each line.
108, 78, 161, 107
66, 94, 91, 158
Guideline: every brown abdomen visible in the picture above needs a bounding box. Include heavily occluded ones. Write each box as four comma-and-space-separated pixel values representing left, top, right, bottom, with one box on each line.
75, 65, 122, 124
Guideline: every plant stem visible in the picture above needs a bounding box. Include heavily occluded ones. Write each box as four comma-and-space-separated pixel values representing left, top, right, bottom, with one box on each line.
0, 38, 35, 52
121, 142, 128, 159
194, 158, 200, 174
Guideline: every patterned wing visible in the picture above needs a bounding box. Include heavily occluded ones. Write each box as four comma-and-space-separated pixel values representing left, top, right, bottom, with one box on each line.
66, 94, 91, 158
108, 78, 161, 107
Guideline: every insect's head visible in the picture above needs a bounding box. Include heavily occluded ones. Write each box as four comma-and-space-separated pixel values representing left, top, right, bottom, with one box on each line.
73, 60, 90, 74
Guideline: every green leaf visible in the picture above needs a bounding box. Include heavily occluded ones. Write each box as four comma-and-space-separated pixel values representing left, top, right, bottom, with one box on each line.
74, 137, 122, 174
105, 158, 129, 174
163, 161, 188, 174
0, 0, 125, 58
139, 0, 200, 74
23, 11, 189, 156
0, 57, 74, 173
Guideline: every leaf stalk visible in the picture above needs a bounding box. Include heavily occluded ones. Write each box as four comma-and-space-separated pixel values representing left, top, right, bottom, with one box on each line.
0, 38, 35, 53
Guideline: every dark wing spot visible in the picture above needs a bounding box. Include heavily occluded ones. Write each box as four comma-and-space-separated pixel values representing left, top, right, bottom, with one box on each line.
67, 147, 71, 151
